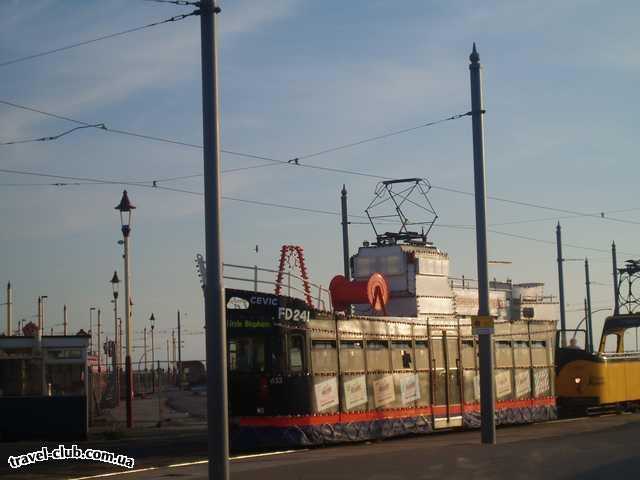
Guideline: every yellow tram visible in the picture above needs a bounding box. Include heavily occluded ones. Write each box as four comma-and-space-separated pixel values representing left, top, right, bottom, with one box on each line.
556, 314, 640, 413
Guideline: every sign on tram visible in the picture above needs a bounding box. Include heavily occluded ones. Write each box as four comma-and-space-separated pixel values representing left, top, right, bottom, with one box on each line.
471, 315, 495, 335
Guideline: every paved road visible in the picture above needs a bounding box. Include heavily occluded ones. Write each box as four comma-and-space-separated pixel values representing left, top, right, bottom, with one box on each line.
4, 413, 640, 479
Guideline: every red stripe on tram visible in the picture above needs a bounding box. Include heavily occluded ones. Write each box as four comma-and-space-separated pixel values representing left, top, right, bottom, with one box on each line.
237, 397, 555, 427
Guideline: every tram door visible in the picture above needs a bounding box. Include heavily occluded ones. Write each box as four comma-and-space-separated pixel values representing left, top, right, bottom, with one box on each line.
431, 330, 463, 429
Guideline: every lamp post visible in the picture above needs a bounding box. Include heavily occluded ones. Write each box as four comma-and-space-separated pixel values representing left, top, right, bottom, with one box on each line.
150, 313, 156, 394
115, 190, 136, 428
89, 307, 96, 355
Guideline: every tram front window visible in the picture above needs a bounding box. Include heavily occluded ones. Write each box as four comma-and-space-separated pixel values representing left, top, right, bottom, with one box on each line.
229, 337, 267, 373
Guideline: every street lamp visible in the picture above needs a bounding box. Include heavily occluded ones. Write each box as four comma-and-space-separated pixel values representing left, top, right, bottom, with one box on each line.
150, 313, 156, 394
110, 270, 120, 406
115, 190, 135, 428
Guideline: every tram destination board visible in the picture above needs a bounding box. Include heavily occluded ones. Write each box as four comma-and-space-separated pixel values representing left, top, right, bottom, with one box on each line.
225, 288, 311, 330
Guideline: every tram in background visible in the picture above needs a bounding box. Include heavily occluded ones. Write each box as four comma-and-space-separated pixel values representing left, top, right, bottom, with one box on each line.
227, 239, 557, 451
556, 315, 640, 415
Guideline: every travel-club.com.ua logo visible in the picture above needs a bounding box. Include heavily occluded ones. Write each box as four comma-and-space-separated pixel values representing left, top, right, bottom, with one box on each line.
8, 444, 135, 470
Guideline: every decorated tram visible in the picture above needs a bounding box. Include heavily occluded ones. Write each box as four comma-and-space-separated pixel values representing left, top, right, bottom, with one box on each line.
227, 240, 558, 450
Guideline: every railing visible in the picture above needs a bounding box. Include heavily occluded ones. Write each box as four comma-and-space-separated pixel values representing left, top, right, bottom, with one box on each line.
222, 263, 330, 311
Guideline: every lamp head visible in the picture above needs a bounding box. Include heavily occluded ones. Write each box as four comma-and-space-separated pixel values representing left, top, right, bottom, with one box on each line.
115, 190, 135, 236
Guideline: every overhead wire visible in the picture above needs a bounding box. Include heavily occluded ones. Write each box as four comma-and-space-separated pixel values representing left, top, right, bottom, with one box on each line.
2, 99, 640, 227
0, 12, 200, 68
0, 166, 636, 257
1, 124, 106, 145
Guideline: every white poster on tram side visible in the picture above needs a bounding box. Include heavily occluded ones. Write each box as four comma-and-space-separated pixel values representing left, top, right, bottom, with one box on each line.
534, 369, 550, 397
400, 374, 421, 405
495, 370, 512, 399
344, 375, 367, 410
373, 375, 395, 407
314, 377, 339, 412
515, 370, 531, 398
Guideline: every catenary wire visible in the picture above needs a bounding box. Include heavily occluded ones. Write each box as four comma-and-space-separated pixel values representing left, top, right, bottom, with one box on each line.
0, 166, 636, 257
0, 12, 200, 68
1, 124, 106, 145
2, 99, 640, 227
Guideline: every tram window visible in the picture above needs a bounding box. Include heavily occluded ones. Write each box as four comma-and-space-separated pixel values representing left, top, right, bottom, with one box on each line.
604, 334, 619, 353
229, 337, 266, 373
414, 341, 429, 370
339, 341, 364, 372
623, 329, 639, 353
366, 340, 390, 371
495, 340, 512, 368
531, 340, 549, 366
391, 341, 413, 370
461, 340, 475, 368
289, 335, 305, 372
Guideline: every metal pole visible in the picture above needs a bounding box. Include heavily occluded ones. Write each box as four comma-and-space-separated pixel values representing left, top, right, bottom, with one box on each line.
89, 308, 94, 354
6, 282, 12, 336
42, 297, 46, 334
177, 310, 183, 388
200, 1, 229, 477
63, 304, 68, 336
253, 265, 258, 292
119, 317, 123, 374
38, 296, 42, 331
143, 327, 148, 371
341, 185, 351, 280
97, 309, 102, 373
124, 234, 133, 428
172, 329, 176, 374
556, 223, 567, 347
151, 324, 155, 394
469, 43, 496, 444
585, 258, 593, 352
166, 338, 170, 376
114, 299, 120, 405
612, 241, 619, 315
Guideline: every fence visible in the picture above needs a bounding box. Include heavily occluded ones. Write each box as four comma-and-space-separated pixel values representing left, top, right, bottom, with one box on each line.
222, 263, 331, 310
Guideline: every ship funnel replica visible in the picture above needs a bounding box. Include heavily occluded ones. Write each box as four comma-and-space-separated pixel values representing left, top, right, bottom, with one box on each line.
365, 178, 438, 246
329, 273, 390, 314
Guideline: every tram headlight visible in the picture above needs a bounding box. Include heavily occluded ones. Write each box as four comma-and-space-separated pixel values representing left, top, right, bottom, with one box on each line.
574, 377, 582, 384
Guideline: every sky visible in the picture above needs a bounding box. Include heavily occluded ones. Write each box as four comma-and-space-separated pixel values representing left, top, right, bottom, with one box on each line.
1, 0, 639, 362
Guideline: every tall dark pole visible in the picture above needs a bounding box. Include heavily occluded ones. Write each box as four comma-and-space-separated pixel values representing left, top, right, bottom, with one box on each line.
5, 282, 12, 336
114, 298, 119, 405
200, 1, 229, 477
177, 310, 183, 388
150, 313, 155, 394
341, 185, 351, 280
97, 309, 102, 373
585, 258, 593, 352
556, 223, 567, 346
469, 43, 496, 444
612, 242, 619, 315
115, 191, 135, 429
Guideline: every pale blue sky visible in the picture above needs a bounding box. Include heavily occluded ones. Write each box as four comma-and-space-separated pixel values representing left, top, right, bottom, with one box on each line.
1, 0, 639, 360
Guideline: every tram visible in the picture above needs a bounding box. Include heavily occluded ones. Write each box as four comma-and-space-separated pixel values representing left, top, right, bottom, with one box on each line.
556, 315, 640, 414
227, 240, 557, 450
